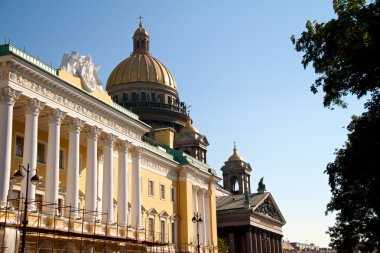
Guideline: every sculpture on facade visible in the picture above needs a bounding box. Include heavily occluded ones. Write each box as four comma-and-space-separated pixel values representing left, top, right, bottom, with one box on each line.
257, 177, 266, 194
60, 51, 103, 92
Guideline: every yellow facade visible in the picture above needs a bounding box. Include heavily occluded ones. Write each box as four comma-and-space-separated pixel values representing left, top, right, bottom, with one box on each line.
0, 43, 219, 253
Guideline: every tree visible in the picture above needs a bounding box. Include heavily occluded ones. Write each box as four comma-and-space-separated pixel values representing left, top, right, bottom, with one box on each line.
291, 0, 380, 251
326, 96, 380, 252
218, 237, 229, 253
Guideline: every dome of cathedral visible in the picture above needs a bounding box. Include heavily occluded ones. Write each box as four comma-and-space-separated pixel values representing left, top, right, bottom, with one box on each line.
228, 144, 244, 161
106, 19, 177, 91
106, 53, 177, 90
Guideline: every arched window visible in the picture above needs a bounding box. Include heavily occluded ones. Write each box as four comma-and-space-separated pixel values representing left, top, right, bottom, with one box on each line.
231, 176, 239, 193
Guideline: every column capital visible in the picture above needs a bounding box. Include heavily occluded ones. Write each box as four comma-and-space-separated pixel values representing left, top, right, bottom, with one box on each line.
117, 140, 131, 152
0, 87, 21, 105
24, 98, 45, 116
130, 146, 143, 158
192, 185, 200, 192
87, 126, 102, 139
47, 109, 66, 124
97, 149, 104, 159
197, 188, 208, 196
104, 133, 116, 147
68, 118, 85, 133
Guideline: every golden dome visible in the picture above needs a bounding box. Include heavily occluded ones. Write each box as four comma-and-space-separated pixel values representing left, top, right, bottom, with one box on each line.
180, 118, 199, 133
228, 143, 244, 161
106, 53, 177, 90
106, 19, 177, 90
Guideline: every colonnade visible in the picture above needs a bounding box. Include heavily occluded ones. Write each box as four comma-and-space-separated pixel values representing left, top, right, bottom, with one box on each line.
227, 227, 283, 253
0, 87, 142, 228
192, 185, 211, 247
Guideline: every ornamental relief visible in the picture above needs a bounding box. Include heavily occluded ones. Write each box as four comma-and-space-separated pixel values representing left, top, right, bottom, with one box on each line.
0, 62, 11, 80
255, 198, 281, 221
141, 158, 171, 175
9, 70, 140, 140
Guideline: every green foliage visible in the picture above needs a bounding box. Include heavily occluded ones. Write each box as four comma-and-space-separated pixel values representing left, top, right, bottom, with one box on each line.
218, 237, 229, 253
292, 0, 380, 251
326, 96, 380, 252
292, 0, 380, 109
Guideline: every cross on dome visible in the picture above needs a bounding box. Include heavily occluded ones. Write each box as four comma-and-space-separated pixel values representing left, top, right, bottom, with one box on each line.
138, 15, 143, 27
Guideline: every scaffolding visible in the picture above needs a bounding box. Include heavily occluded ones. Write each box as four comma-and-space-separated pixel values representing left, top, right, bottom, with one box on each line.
0, 197, 173, 253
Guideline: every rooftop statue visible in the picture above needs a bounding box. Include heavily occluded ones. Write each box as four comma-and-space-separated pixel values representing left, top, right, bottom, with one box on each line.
60, 51, 103, 93
257, 177, 266, 194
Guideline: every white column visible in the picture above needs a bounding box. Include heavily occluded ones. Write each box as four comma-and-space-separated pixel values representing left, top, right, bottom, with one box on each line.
131, 146, 143, 228
199, 190, 207, 246
44, 109, 66, 216
192, 185, 199, 242
117, 140, 130, 226
65, 118, 84, 215
0, 87, 20, 207
205, 190, 211, 247
102, 133, 116, 224
97, 150, 103, 220
21, 98, 45, 209
85, 126, 101, 220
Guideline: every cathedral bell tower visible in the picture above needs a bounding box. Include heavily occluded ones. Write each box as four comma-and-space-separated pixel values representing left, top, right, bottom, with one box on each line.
221, 144, 252, 195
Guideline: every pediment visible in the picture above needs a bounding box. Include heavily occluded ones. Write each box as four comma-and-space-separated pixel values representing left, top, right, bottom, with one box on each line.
159, 211, 169, 218
253, 194, 286, 224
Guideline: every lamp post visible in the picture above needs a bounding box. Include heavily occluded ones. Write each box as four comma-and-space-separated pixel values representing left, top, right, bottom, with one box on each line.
192, 212, 203, 253
13, 163, 41, 253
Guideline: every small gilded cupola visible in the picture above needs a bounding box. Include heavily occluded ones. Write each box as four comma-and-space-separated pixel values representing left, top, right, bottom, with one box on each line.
133, 16, 150, 53
221, 143, 252, 195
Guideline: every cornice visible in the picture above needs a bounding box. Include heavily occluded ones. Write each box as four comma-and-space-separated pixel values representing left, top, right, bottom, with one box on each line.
140, 147, 179, 180
4, 58, 150, 142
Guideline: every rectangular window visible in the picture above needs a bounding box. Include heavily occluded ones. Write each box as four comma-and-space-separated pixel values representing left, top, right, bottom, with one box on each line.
132, 92, 138, 102
37, 142, 45, 163
11, 190, 20, 210
123, 93, 128, 103
171, 222, 176, 244
15, 135, 24, 157
151, 93, 156, 102
171, 187, 176, 202
58, 198, 63, 216
148, 180, 154, 196
112, 95, 118, 103
148, 218, 155, 241
160, 184, 166, 200
79, 155, 83, 177
160, 220, 166, 242
59, 149, 65, 170
168, 96, 172, 105
35, 194, 43, 213
141, 92, 146, 101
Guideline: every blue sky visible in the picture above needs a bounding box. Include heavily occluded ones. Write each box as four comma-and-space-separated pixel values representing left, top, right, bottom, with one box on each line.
0, 0, 366, 247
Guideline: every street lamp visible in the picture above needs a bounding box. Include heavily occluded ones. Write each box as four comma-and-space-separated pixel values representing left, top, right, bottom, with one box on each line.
13, 163, 41, 253
192, 212, 203, 253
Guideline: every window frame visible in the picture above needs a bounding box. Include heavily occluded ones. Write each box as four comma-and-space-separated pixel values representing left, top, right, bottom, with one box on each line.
148, 179, 154, 197
59, 148, 66, 170
15, 134, 24, 157
160, 184, 166, 200
171, 186, 176, 203
37, 141, 46, 164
